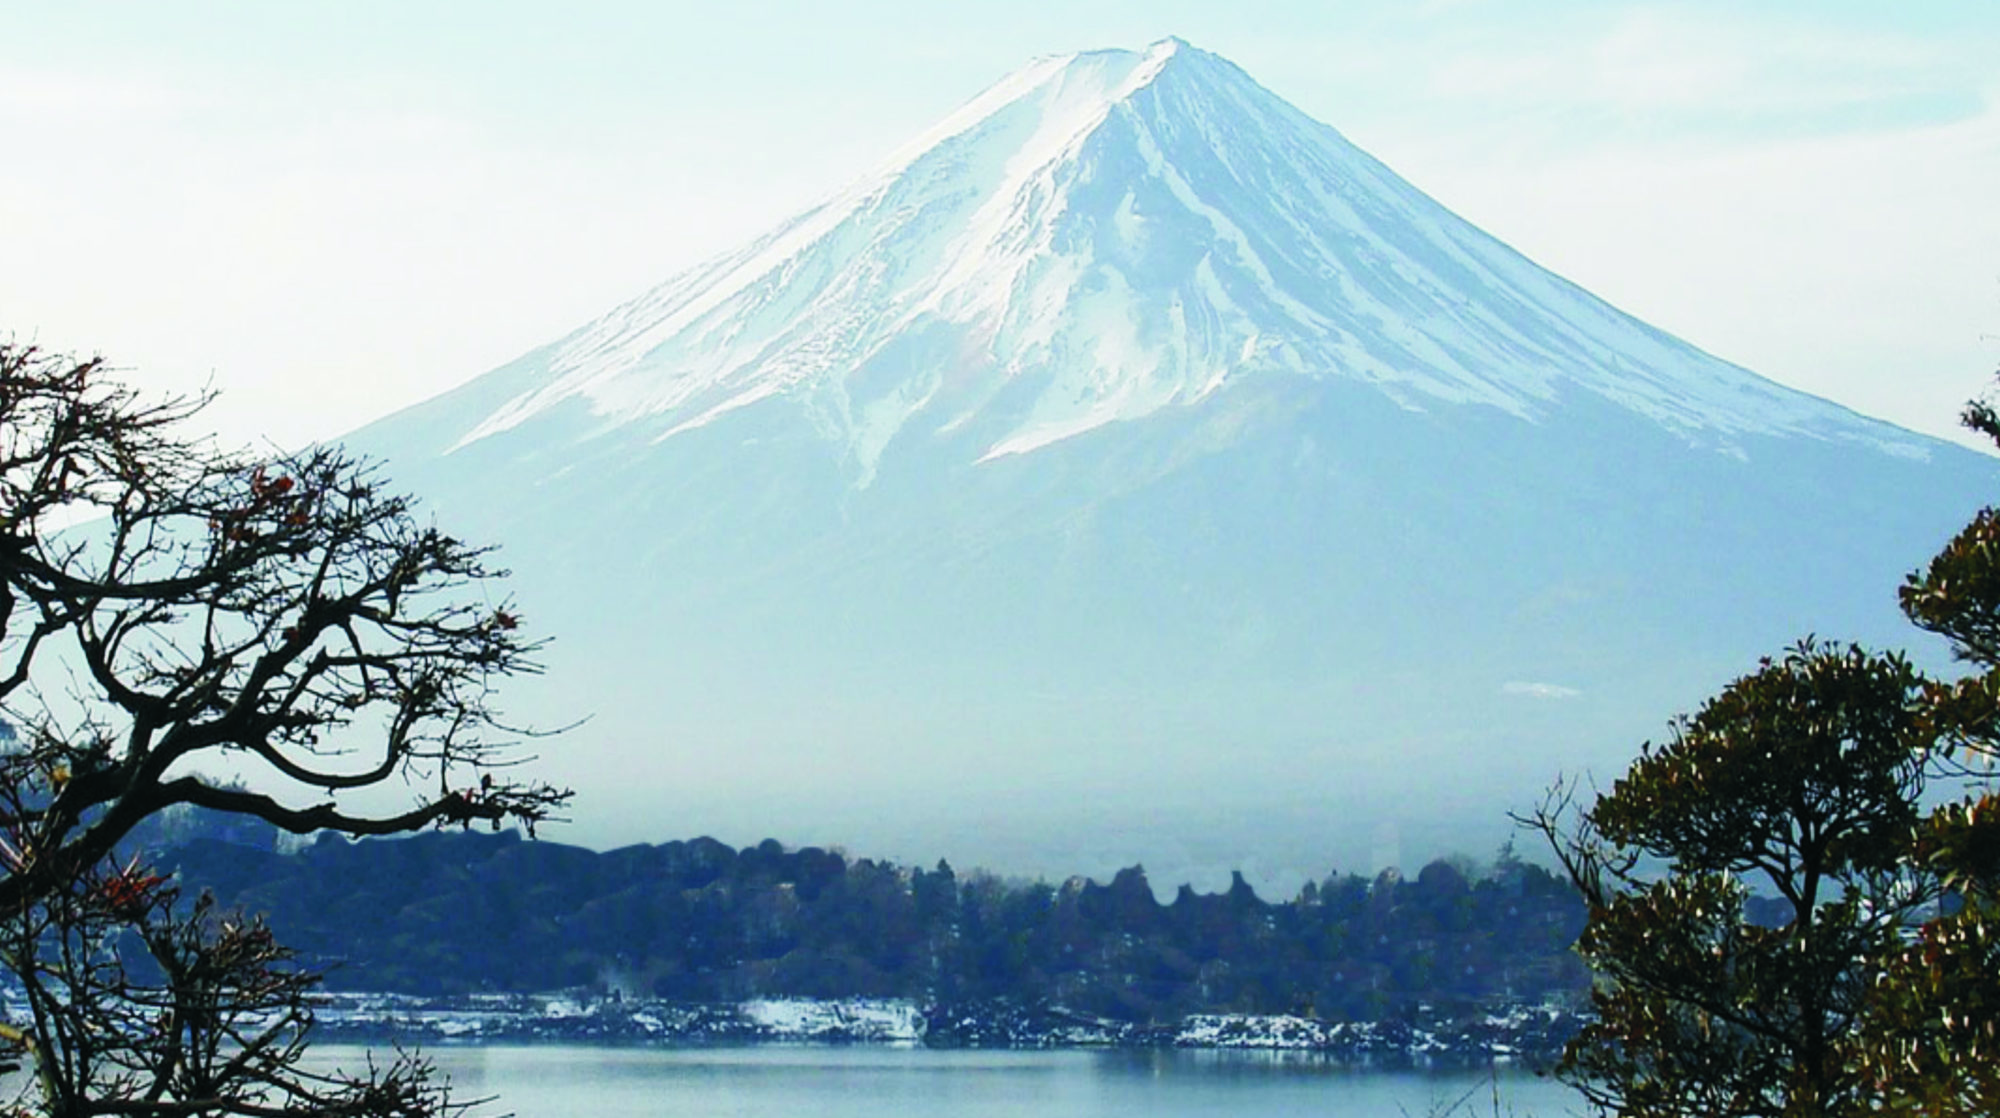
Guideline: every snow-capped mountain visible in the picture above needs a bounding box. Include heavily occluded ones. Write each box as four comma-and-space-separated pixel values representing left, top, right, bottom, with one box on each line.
446, 39, 1919, 474
349, 39, 1993, 888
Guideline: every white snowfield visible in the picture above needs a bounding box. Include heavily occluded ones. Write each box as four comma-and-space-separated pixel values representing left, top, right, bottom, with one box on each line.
450, 37, 1922, 476
739, 998, 926, 1043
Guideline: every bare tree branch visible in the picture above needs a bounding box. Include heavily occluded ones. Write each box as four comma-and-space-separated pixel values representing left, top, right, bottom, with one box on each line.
0, 341, 567, 1116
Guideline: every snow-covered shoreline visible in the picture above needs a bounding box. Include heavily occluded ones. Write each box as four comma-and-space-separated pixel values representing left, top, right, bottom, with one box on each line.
310, 992, 1582, 1065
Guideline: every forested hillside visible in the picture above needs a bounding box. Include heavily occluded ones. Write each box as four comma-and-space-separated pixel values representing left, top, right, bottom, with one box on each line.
161, 830, 1587, 1023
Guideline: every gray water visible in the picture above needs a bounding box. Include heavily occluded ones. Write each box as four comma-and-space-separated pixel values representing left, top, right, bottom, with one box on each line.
317, 1045, 1586, 1117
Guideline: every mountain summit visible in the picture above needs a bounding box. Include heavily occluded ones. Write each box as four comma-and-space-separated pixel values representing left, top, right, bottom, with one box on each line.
445, 37, 1916, 478
353, 41, 1991, 886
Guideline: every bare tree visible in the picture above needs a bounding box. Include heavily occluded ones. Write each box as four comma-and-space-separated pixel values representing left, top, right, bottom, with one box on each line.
0, 341, 569, 1114
0, 823, 478, 1116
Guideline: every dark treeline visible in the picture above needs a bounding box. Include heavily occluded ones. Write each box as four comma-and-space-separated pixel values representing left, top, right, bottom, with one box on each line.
157, 827, 1587, 1024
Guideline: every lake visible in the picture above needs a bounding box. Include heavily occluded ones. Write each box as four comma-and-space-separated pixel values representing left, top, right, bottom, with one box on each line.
314, 1045, 1586, 1117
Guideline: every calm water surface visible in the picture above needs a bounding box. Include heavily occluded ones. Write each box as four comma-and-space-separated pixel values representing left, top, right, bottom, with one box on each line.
317, 1045, 1585, 1118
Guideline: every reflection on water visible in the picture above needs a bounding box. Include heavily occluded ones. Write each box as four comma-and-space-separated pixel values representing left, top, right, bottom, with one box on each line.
311, 1044, 1585, 1118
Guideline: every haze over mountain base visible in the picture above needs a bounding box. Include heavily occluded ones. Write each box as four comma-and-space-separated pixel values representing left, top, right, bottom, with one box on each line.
345, 39, 1996, 892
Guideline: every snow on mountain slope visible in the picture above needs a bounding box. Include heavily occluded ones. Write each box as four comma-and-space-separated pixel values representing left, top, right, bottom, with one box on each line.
448, 37, 1923, 480
342, 39, 1995, 883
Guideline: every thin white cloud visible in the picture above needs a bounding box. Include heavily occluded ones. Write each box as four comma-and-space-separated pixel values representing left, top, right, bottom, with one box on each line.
1502, 682, 1583, 701
1294, 5, 1992, 154
1570, 8, 1968, 120
0, 67, 214, 124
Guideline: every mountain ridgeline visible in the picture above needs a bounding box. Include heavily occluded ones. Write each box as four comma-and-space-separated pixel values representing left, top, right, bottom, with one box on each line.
344, 38, 1997, 882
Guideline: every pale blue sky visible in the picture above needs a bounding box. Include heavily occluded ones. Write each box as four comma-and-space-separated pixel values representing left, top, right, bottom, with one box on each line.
3, 1, 1997, 448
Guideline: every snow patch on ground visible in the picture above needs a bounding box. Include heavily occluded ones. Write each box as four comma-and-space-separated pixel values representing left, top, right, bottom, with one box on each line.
739, 999, 925, 1044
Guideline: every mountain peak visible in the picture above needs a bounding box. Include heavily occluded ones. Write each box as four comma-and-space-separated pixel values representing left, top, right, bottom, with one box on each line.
348, 42, 1994, 886
444, 40, 1923, 473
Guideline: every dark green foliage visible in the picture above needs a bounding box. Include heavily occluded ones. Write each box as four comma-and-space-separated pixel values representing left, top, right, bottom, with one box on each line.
161, 833, 1588, 1022
1592, 644, 1927, 884
1852, 406, 2000, 1114
1537, 642, 1938, 1118
1534, 376, 2000, 1116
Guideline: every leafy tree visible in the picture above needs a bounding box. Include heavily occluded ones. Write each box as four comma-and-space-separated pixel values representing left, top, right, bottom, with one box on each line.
1532, 384, 2000, 1115
1845, 395, 2000, 1115
0, 343, 568, 1116
1529, 643, 1933, 1116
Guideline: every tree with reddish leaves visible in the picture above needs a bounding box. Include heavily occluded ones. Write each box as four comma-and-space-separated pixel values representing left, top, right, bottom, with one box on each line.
0, 341, 569, 1115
